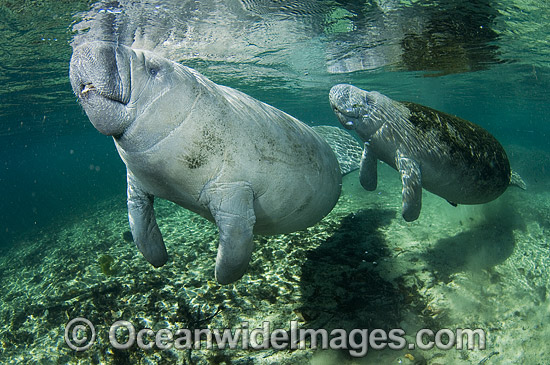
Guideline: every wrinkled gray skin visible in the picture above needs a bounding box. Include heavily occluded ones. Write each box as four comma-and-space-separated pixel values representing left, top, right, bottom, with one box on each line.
70, 41, 341, 284
329, 84, 520, 222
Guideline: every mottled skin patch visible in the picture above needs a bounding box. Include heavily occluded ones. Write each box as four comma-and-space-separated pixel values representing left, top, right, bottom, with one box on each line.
182, 128, 224, 169
402, 101, 510, 193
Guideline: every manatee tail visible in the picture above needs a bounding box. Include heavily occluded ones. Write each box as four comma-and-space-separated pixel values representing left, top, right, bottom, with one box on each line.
510, 170, 527, 190
312, 125, 362, 175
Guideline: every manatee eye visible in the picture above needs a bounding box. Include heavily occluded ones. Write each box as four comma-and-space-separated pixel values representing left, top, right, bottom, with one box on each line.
148, 64, 160, 77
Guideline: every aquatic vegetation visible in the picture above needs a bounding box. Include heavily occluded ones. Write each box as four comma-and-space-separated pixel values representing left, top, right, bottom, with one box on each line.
98, 254, 118, 276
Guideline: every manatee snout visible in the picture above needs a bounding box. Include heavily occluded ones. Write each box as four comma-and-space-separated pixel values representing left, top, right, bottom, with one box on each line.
329, 84, 369, 129
69, 41, 133, 136
70, 41, 131, 102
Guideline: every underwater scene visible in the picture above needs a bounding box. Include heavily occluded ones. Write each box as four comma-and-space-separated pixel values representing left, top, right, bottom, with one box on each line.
1, 0, 550, 363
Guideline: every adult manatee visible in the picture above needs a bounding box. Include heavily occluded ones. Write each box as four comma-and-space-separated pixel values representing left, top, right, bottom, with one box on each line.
70, 41, 343, 284
329, 84, 525, 222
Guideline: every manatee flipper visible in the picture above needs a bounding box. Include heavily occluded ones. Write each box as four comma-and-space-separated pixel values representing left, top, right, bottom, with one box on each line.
396, 152, 422, 222
127, 171, 168, 267
200, 181, 256, 285
510, 170, 527, 190
312, 126, 362, 175
359, 142, 378, 191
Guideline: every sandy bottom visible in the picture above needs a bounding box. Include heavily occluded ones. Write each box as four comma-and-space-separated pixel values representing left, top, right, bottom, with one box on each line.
1, 147, 549, 364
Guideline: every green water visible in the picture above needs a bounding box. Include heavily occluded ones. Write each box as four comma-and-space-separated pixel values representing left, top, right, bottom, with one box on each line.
1, 0, 550, 363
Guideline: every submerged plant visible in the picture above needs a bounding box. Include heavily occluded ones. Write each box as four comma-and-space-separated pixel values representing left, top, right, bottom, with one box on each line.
98, 254, 118, 276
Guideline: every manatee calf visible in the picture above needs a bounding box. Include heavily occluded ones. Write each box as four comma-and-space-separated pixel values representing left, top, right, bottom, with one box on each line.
329, 84, 525, 222
70, 41, 357, 284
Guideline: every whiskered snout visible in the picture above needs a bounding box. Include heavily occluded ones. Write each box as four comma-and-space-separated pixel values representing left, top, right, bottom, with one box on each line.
329, 84, 369, 129
69, 41, 131, 104
69, 41, 135, 136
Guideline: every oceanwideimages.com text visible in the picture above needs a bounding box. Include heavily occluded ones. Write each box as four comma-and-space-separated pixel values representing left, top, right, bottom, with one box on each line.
65, 317, 486, 356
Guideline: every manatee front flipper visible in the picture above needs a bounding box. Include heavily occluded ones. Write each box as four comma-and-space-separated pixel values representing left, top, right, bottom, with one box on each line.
396, 152, 422, 222
127, 171, 168, 267
200, 181, 256, 285
359, 142, 378, 191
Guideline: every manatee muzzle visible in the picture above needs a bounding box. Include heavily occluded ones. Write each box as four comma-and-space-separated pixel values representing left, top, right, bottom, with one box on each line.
70, 41, 133, 136
329, 84, 369, 130
70, 41, 131, 103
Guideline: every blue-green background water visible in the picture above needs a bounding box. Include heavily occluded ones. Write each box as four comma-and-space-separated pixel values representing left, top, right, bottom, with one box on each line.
1, 0, 549, 246
1, 2, 550, 363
